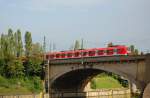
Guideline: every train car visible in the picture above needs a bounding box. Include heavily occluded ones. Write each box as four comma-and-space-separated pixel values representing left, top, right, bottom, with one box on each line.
45, 45, 130, 60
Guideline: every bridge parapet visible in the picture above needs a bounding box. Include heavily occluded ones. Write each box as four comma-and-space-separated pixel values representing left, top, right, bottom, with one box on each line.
49, 55, 145, 65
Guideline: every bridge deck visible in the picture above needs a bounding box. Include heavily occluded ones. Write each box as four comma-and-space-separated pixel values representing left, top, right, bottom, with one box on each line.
48, 55, 145, 65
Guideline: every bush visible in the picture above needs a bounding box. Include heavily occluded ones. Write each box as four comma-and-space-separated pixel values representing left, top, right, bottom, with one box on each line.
0, 76, 43, 94
0, 75, 9, 88
90, 79, 96, 89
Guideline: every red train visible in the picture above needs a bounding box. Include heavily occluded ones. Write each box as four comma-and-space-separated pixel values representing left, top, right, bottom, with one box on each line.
46, 45, 130, 60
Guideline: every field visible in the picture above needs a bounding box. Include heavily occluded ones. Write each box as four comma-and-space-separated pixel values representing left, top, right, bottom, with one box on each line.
91, 75, 123, 89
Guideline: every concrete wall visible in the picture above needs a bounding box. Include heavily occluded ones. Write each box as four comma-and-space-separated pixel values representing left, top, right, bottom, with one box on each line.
0, 94, 48, 98
51, 89, 130, 98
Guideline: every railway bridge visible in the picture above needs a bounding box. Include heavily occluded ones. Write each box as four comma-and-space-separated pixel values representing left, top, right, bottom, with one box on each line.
46, 54, 150, 98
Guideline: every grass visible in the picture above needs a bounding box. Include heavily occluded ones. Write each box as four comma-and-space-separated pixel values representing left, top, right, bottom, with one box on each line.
0, 87, 31, 95
91, 75, 123, 89
0, 75, 43, 95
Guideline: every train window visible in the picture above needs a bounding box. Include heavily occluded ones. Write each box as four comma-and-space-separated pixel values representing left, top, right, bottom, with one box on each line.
117, 49, 122, 53
89, 51, 95, 56
97, 50, 103, 55
46, 55, 49, 59
56, 54, 60, 58
83, 52, 87, 56
106, 50, 109, 53
114, 48, 117, 52
50, 55, 54, 58
74, 52, 80, 57
104, 50, 107, 53
107, 49, 113, 55
67, 53, 72, 57
61, 54, 66, 58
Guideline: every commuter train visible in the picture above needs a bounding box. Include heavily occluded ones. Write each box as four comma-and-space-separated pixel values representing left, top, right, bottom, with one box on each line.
46, 45, 130, 60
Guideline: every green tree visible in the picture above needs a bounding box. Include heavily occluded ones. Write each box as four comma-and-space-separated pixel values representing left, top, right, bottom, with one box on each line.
91, 79, 96, 89
8, 28, 15, 57
24, 43, 43, 77
5, 59, 24, 78
74, 40, 80, 50
32, 43, 43, 57
1, 34, 10, 59
129, 45, 139, 55
134, 49, 139, 55
24, 57, 42, 77
25, 31, 32, 57
130, 45, 135, 55
0, 59, 5, 76
16, 30, 23, 57
107, 42, 113, 47
0, 34, 4, 59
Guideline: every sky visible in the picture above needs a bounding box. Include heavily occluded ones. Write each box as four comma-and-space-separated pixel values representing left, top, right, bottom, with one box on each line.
0, 0, 150, 52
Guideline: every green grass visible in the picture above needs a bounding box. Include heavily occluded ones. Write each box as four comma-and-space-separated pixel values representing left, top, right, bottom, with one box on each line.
91, 76, 123, 89
0, 75, 43, 95
0, 87, 31, 95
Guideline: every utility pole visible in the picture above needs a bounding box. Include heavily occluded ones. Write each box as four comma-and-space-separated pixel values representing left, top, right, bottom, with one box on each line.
41, 36, 46, 98
81, 38, 84, 65
48, 41, 52, 98
47, 60, 50, 98
43, 36, 46, 52
49, 42, 52, 52
81, 38, 84, 50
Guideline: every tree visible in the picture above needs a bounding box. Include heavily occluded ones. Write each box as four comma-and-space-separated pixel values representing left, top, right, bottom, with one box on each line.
8, 28, 15, 57
24, 42, 43, 77
107, 42, 113, 47
25, 31, 32, 57
129, 45, 139, 55
1, 34, 10, 59
5, 59, 24, 78
134, 49, 139, 55
24, 57, 42, 77
32, 43, 43, 57
90, 79, 96, 89
130, 45, 135, 55
74, 40, 80, 50
16, 30, 23, 57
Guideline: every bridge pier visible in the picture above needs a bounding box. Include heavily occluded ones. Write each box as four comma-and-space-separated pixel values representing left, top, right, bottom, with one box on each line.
143, 83, 150, 98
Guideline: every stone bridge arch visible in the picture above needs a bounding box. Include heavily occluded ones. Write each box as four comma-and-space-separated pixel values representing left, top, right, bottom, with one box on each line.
50, 62, 144, 92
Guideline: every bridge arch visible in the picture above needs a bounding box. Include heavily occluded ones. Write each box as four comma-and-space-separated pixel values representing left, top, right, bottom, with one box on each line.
50, 64, 141, 92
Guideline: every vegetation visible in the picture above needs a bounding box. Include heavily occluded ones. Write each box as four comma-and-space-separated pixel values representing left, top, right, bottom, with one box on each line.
0, 75, 43, 94
0, 29, 44, 94
129, 45, 139, 55
91, 73, 129, 89
74, 40, 81, 50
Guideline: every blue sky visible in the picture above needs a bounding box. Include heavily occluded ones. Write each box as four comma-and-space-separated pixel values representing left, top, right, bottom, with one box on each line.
0, 0, 150, 52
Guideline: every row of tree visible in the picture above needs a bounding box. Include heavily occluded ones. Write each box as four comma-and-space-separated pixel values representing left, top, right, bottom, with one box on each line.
0, 29, 44, 78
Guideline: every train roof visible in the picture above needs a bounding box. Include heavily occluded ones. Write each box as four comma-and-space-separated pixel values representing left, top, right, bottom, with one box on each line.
46, 45, 127, 55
